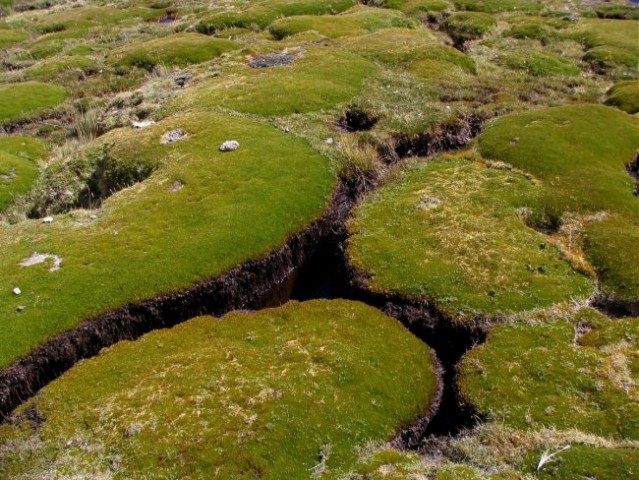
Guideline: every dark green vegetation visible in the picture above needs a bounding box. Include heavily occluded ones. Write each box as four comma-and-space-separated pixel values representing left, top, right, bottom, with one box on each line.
460, 309, 639, 439
0, 299, 440, 479
1, 0, 639, 477
0, 112, 334, 367
347, 157, 592, 319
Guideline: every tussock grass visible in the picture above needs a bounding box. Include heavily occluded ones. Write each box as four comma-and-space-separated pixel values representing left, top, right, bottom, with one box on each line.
0, 299, 439, 479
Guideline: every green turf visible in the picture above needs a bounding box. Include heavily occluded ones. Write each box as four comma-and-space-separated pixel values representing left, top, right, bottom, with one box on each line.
196, 0, 356, 34
442, 12, 496, 44
0, 82, 67, 124
0, 111, 335, 368
0, 28, 28, 49
605, 80, 639, 113
478, 104, 639, 223
0, 299, 440, 479
171, 47, 377, 116
373, 0, 450, 15
347, 157, 593, 319
453, 0, 542, 13
495, 51, 580, 77
0, 137, 46, 212
268, 6, 417, 39
459, 310, 639, 439
107, 33, 240, 71
524, 446, 639, 480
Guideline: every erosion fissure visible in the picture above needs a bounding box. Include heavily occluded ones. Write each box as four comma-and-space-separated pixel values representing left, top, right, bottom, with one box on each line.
1, 118, 485, 447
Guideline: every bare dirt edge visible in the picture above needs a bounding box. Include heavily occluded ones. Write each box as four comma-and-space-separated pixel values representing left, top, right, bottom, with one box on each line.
0, 180, 360, 421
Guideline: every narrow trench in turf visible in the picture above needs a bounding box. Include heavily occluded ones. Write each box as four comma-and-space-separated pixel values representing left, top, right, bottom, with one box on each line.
287, 233, 485, 445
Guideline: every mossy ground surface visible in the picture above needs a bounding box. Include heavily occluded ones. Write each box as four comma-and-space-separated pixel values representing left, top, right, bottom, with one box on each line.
605, 80, 639, 113
347, 157, 592, 319
0, 82, 67, 124
0, 299, 439, 479
1, 0, 638, 476
459, 309, 639, 439
0, 111, 334, 368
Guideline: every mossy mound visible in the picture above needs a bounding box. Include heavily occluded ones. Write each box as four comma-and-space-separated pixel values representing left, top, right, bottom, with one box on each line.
495, 51, 580, 77
268, 6, 417, 40
23, 55, 96, 82
594, 5, 639, 21
0, 137, 46, 211
524, 445, 639, 480
107, 33, 240, 71
171, 47, 377, 116
583, 215, 639, 308
347, 158, 593, 320
478, 104, 639, 222
605, 80, 639, 114
478, 105, 638, 303
0, 111, 335, 368
571, 19, 639, 77
32, 6, 158, 33
0, 81, 67, 124
0, 299, 440, 479
0, 28, 28, 49
337, 28, 436, 65
442, 12, 496, 45
453, 0, 542, 14
408, 45, 477, 81
196, 0, 356, 34
374, 0, 450, 15
459, 309, 639, 439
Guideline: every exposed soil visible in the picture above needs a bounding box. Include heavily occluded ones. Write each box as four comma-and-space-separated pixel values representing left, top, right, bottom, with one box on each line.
628, 150, 639, 197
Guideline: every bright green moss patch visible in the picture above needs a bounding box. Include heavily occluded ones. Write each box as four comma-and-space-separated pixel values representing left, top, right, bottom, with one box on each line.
196, 0, 356, 34
108, 33, 240, 71
605, 80, 639, 113
23, 55, 96, 81
268, 6, 417, 39
442, 12, 496, 44
453, 0, 542, 14
0, 299, 440, 479
374, 0, 450, 15
525, 445, 639, 480
459, 311, 639, 439
32, 6, 159, 32
0, 137, 46, 212
495, 51, 580, 77
583, 215, 639, 304
347, 158, 592, 319
171, 47, 377, 116
0, 82, 67, 124
408, 44, 477, 80
478, 104, 639, 222
0, 29, 28, 49
0, 111, 335, 368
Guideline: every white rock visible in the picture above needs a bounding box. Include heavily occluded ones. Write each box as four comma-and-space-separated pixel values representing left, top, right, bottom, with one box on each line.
42, 216, 54, 224
12, 287, 21, 295
219, 140, 240, 152
131, 120, 155, 129
325, 137, 334, 145
16, 306, 25, 312
19, 252, 62, 272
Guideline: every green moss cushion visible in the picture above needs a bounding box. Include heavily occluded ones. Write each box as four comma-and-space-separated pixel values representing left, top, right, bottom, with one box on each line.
0, 299, 440, 479
459, 310, 639, 439
0, 82, 67, 124
0, 111, 334, 368
347, 158, 592, 319
171, 47, 377, 116
605, 80, 639, 114
0, 137, 46, 211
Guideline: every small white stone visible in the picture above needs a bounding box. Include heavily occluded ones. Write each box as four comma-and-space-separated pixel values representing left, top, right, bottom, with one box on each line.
42, 216, 54, 224
131, 120, 155, 129
219, 140, 240, 152
16, 306, 25, 312
325, 137, 334, 145
12, 287, 21, 295
90, 215, 97, 220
